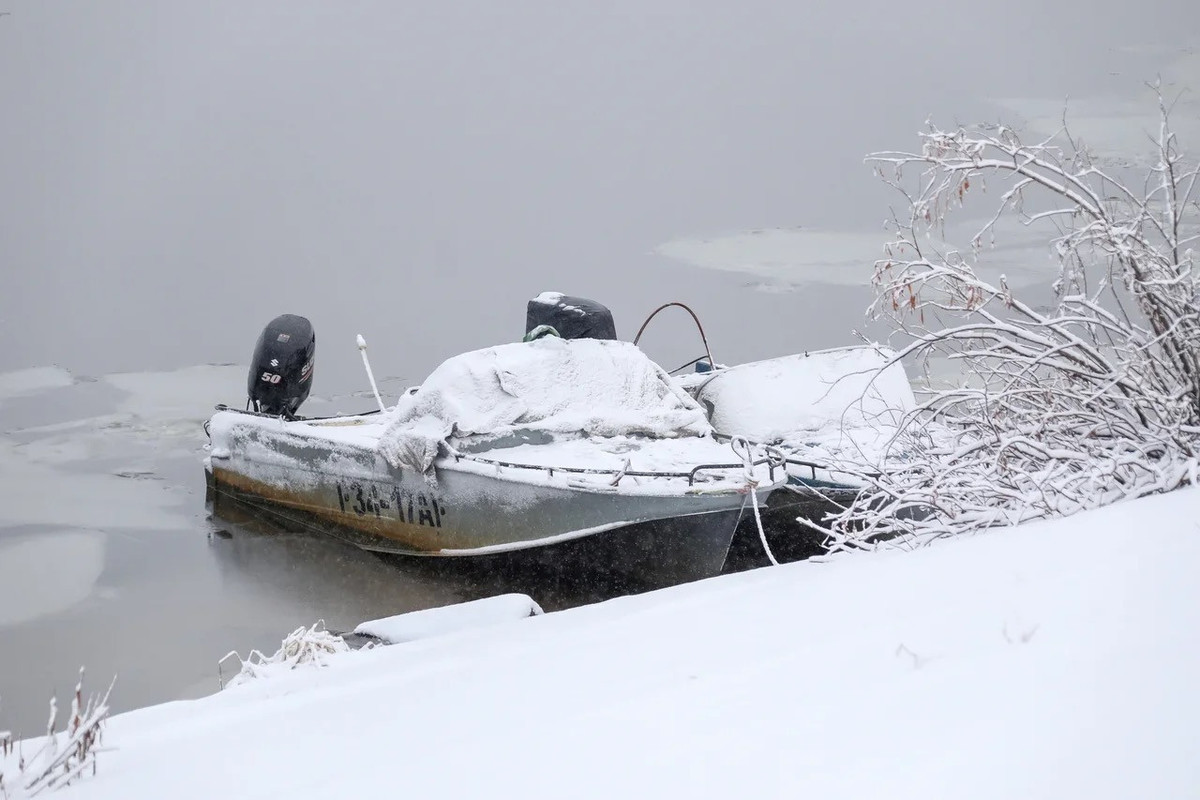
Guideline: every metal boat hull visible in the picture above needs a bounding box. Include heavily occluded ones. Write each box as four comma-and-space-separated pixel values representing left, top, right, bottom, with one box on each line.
206, 411, 764, 585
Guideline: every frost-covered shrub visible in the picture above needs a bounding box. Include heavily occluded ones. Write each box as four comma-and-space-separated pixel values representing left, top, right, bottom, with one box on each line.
219, 620, 352, 689
0, 669, 112, 798
813, 88, 1200, 549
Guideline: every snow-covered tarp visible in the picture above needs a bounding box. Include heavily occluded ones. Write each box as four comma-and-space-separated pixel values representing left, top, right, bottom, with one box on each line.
379, 338, 711, 473
684, 346, 915, 466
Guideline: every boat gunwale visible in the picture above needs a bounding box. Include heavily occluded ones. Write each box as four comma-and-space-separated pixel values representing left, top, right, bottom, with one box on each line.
206, 405, 790, 492
444, 447, 785, 488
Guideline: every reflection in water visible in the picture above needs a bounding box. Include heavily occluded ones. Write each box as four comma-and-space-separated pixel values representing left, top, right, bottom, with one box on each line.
206, 474, 843, 614
207, 492, 676, 615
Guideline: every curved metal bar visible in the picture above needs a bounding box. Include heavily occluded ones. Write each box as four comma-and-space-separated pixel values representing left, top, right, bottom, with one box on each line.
708, 432, 882, 480
632, 302, 715, 372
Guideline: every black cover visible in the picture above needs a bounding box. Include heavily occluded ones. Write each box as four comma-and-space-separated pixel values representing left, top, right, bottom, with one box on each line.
525, 294, 617, 341
246, 314, 315, 417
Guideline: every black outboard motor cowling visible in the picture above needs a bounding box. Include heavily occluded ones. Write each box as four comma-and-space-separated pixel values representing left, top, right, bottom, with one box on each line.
247, 314, 315, 417
525, 293, 617, 341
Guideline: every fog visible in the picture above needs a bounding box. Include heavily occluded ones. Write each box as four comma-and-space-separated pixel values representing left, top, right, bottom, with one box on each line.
2, 1, 1195, 390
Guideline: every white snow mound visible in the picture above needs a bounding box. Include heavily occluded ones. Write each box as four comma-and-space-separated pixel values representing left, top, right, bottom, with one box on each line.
354, 594, 543, 644
692, 346, 915, 444
379, 338, 711, 473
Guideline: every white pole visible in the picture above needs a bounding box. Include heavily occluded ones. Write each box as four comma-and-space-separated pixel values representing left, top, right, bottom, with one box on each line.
357, 334, 387, 413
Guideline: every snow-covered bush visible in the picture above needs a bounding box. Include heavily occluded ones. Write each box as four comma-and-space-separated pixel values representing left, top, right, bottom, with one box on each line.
0, 669, 112, 798
814, 88, 1200, 549
219, 620, 352, 689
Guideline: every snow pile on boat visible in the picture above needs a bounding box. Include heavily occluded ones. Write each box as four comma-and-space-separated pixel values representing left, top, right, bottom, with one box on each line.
379, 338, 711, 473
688, 346, 915, 465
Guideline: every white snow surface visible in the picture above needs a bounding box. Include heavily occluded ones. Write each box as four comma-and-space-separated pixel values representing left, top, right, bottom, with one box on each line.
685, 346, 916, 468
379, 337, 711, 473
530, 290, 565, 305
21, 486, 1199, 799
354, 593, 543, 643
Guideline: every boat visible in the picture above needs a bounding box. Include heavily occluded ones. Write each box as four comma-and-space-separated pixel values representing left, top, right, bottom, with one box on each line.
624, 301, 918, 563
677, 345, 915, 482
677, 345, 918, 562
204, 304, 786, 588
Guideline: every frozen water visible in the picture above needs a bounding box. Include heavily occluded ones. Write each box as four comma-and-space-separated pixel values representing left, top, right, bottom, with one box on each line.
0, 366, 74, 399
0, 529, 105, 627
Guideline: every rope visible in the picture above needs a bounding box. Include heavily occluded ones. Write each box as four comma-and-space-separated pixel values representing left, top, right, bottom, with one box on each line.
730, 436, 780, 567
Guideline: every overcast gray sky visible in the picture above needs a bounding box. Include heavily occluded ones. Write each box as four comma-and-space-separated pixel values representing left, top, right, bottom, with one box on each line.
2, 0, 1196, 392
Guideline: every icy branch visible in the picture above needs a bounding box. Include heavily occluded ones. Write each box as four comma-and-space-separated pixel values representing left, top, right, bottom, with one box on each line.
814, 89, 1200, 547
1, 669, 113, 799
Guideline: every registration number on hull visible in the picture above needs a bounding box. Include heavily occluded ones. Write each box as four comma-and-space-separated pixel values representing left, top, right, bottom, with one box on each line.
335, 481, 448, 529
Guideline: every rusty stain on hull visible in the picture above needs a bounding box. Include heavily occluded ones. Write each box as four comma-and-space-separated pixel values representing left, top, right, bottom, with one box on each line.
210, 466, 449, 553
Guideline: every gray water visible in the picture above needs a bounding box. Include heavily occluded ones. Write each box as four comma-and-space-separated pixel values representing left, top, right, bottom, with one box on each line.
1, 0, 1196, 736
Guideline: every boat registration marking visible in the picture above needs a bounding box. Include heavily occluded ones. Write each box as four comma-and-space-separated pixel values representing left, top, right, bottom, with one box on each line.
335, 481, 448, 528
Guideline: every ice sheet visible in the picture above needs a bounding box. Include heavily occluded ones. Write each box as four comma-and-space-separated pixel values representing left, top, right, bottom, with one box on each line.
0, 365, 74, 400
654, 223, 1061, 291
0, 438, 189, 530
0, 529, 105, 627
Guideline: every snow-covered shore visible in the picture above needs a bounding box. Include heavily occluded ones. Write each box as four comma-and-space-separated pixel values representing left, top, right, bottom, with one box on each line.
15, 487, 1200, 799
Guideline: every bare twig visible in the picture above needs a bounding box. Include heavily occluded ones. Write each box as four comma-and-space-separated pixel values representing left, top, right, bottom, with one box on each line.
811, 88, 1200, 548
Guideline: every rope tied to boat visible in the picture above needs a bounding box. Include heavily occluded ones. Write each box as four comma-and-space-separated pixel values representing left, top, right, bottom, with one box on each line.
730, 436, 780, 567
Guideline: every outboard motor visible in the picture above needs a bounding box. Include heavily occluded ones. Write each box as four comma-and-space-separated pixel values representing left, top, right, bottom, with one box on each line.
247, 314, 315, 417
525, 293, 617, 341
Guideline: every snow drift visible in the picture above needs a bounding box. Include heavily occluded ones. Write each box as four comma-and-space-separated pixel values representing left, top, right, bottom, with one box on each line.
11, 486, 1197, 800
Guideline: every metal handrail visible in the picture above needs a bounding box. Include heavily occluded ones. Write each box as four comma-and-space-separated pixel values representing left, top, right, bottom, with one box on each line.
451, 451, 782, 487
708, 432, 883, 481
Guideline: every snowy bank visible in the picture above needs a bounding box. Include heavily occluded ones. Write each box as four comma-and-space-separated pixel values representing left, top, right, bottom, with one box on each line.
354, 593, 543, 643
19, 487, 1200, 799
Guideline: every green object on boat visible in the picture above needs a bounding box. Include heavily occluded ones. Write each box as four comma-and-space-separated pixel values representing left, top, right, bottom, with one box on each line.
522, 324, 560, 342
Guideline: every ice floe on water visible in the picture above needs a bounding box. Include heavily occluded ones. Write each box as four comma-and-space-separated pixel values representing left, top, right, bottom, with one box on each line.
655, 221, 1061, 291
0, 528, 105, 627
7, 364, 244, 450
0, 438, 188, 530
0, 365, 73, 403
993, 48, 1200, 165
105, 364, 245, 430
0, 364, 248, 531
654, 228, 886, 288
